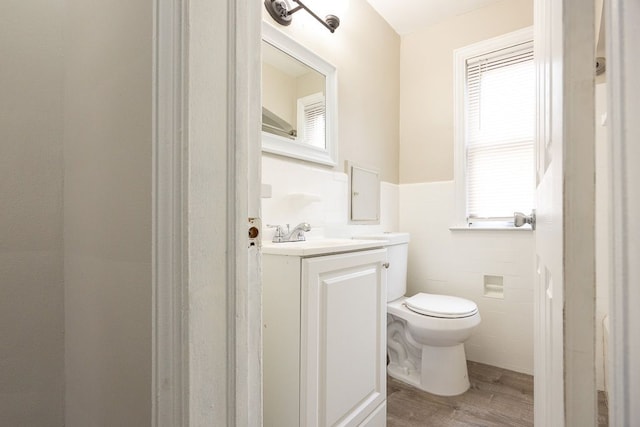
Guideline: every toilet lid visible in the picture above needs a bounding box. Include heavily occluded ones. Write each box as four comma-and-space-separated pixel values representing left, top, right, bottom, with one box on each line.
405, 293, 478, 318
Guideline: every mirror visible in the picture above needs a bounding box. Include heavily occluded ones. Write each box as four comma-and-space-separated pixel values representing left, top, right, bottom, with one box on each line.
262, 22, 338, 166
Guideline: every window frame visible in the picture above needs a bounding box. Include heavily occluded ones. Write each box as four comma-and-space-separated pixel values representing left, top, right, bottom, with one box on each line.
453, 26, 535, 230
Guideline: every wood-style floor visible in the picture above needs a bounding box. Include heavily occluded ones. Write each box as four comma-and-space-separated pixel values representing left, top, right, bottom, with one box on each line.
598, 390, 609, 427
387, 361, 610, 426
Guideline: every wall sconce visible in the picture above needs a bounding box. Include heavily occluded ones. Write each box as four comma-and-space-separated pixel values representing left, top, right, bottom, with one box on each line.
264, 0, 341, 33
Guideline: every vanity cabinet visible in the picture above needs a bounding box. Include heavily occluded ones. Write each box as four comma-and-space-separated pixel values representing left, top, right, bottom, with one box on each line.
263, 245, 387, 427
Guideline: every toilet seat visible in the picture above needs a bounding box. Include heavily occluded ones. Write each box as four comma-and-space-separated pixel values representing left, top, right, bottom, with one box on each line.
404, 293, 478, 319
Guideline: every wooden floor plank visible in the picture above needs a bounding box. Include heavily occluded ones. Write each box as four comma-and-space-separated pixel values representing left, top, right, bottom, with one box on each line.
598, 391, 608, 427
387, 361, 534, 427
387, 361, 609, 426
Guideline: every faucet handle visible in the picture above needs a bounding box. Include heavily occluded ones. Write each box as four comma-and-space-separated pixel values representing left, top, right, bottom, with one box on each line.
266, 224, 284, 235
266, 224, 286, 242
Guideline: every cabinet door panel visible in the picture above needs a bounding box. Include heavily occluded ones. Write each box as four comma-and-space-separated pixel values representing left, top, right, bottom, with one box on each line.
302, 249, 386, 427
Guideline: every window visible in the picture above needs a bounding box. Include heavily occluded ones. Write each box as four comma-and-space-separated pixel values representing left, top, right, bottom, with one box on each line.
296, 92, 326, 149
454, 28, 535, 228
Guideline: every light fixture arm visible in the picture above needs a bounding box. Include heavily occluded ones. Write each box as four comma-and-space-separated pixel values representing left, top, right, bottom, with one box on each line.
287, 5, 303, 15
264, 0, 341, 33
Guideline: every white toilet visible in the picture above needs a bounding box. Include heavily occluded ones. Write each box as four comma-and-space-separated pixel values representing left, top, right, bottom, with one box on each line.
357, 232, 481, 396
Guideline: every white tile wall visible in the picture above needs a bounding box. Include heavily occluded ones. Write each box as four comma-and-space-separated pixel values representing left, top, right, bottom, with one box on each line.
261, 155, 399, 241
262, 158, 534, 375
399, 181, 535, 374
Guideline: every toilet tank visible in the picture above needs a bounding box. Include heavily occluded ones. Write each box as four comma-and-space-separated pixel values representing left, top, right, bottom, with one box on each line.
353, 232, 410, 302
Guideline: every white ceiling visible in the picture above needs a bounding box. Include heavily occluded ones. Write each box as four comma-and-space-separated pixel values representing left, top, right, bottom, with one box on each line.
365, 0, 504, 36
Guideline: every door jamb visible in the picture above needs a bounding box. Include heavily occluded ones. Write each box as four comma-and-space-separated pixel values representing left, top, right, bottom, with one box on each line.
152, 0, 188, 424
607, 0, 640, 424
151, 0, 262, 425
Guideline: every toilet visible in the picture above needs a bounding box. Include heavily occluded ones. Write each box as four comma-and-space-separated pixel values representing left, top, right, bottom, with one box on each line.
356, 232, 481, 396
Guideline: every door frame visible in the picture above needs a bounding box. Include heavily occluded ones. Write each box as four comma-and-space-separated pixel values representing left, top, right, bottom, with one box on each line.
606, 0, 640, 424
152, 0, 188, 424
151, 0, 262, 425
150, 0, 640, 425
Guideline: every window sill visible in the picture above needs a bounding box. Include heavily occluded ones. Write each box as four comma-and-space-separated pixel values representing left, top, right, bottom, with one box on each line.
449, 225, 533, 232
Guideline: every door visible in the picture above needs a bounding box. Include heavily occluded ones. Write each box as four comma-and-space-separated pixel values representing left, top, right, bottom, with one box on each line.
301, 249, 387, 427
533, 1, 596, 425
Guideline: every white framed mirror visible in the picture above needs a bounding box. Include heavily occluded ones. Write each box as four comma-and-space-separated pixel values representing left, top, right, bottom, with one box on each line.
261, 21, 338, 166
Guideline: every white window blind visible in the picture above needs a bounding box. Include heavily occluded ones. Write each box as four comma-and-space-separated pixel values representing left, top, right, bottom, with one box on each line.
297, 93, 325, 149
465, 41, 535, 221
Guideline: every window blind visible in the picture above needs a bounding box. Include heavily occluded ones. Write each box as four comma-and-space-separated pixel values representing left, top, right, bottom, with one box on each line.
303, 99, 325, 148
465, 41, 535, 220
297, 92, 326, 149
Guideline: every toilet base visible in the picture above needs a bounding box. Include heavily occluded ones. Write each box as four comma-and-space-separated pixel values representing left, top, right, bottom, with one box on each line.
388, 343, 470, 396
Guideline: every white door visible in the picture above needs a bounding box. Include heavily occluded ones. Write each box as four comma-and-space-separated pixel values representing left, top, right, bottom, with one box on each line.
533, 1, 596, 425
301, 249, 387, 427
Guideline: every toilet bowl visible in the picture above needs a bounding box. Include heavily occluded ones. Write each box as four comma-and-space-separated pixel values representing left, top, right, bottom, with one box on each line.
387, 294, 480, 396
355, 232, 481, 396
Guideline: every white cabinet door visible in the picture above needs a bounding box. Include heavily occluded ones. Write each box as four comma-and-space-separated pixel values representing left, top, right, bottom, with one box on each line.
301, 249, 387, 427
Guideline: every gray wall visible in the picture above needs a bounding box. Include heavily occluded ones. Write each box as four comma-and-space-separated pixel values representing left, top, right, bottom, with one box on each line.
0, 0, 65, 424
64, 0, 153, 424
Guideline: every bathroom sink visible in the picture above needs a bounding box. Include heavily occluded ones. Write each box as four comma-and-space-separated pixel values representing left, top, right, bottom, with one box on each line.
262, 238, 386, 256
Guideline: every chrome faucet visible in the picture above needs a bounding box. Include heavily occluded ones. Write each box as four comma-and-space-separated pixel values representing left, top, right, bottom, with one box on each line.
267, 222, 311, 243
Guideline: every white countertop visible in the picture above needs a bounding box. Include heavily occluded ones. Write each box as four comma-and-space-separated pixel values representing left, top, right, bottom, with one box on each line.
262, 238, 386, 256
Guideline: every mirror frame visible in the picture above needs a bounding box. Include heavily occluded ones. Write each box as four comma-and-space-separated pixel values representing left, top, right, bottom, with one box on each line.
262, 21, 338, 166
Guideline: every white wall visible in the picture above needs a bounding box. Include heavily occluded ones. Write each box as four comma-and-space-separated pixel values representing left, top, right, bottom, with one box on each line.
399, 0, 533, 183
261, 0, 401, 238
264, 169, 535, 375
395, 0, 535, 374
595, 81, 610, 391
262, 0, 536, 374
399, 182, 535, 374
262, 0, 400, 183
0, 1, 65, 424
63, 0, 152, 424
262, 156, 398, 240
